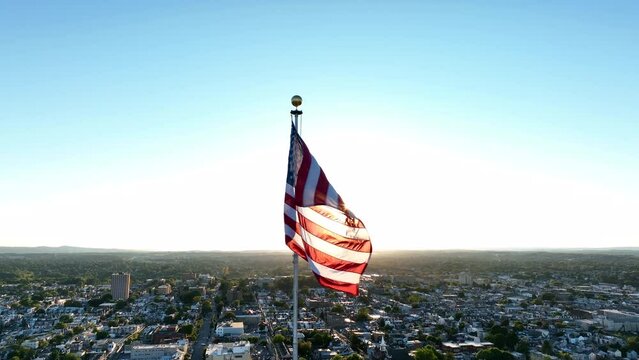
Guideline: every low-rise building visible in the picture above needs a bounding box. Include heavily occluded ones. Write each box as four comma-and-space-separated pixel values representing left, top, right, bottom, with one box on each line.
206, 341, 251, 360
215, 322, 244, 337
131, 343, 187, 360
601, 310, 639, 332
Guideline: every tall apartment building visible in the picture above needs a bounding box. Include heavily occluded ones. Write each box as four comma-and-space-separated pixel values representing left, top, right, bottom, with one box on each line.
111, 272, 131, 300
459, 272, 473, 286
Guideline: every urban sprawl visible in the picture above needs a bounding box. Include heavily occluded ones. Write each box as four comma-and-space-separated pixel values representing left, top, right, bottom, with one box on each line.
1, 252, 639, 360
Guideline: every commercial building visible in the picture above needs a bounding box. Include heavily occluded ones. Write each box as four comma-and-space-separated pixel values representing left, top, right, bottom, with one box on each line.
215, 322, 244, 337
131, 344, 187, 360
206, 341, 251, 360
601, 309, 639, 331
111, 273, 131, 300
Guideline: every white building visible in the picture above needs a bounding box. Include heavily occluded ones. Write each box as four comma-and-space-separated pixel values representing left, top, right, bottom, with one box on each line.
206, 341, 251, 360
110, 324, 143, 337
131, 344, 187, 360
215, 322, 244, 337
601, 309, 639, 332
22, 340, 39, 350
157, 285, 172, 295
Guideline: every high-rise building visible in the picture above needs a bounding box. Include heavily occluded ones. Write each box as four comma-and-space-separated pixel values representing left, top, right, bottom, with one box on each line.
459, 272, 473, 286
111, 272, 131, 300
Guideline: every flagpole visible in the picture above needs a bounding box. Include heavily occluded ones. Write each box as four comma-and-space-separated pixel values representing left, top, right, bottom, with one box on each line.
290, 95, 302, 360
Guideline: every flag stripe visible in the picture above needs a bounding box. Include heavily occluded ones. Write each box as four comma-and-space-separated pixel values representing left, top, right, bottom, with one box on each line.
298, 224, 371, 264
303, 158, 321, 205
286, 238, 306, 260
325, 185, 340, 209
307, 257, 361, 284
314, 168, 330, 204
315, 276, 359, 296
295, 147, 312, 204
302, 241, 369, 274
284, 204, 296, 222
297, 206, 369, 240
284, 214, 297, 233
285, 225, 304, 249
298, 213, 372, 253
311, 205, 366, 229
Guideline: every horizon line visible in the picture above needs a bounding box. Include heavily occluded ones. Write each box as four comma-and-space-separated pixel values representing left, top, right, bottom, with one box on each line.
1, 245, 638, 253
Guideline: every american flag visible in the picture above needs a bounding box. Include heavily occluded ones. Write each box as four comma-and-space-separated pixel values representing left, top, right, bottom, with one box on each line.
284, 122, 372, 296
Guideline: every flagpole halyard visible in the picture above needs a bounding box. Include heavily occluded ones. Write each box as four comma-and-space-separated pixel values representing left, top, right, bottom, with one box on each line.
290, 95, 302, 360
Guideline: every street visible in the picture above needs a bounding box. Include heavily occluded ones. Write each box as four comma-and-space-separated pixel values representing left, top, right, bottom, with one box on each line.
191, 312, 213, 360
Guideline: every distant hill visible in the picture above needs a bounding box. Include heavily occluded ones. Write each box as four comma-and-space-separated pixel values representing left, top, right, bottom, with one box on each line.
0, 246, 137, 254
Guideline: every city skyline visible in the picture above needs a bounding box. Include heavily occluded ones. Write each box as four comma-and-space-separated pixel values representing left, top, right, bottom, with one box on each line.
1, 1, 638, 251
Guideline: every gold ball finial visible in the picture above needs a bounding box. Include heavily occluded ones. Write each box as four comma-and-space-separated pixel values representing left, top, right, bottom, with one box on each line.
291, 95, 302, 108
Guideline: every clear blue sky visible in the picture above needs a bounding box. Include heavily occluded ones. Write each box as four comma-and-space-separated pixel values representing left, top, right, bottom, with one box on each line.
1, 1, 637, 250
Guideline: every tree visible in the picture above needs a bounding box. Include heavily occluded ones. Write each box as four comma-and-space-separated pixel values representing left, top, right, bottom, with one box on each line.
96, 330, 109, 340
310, 331, 331, 348
202, 300, 213, 314
64, 300, 82, 307
272, 334, 286, 344
350, 334, 367, 353
221, 312, 236, 321
532, 298, 543, 305
48, 349, 62, 360
485, 325, 519, 351
180, 290, 201, 305
627, 336, 639, 352
298, 340, 312, 358
408, 294, 421, 307
355, 308, 370, 322
19, 297, 34, 308
513, 321, 525, 332
59, 314, 73, 323
541, 340, 553, 355
50, 335, 65, 346
8, 346, 35, 360
476, 348, 514, 360
115, 300, 127, 310
414, 346, 440, 360
558, 352, 572, 360
164, 315, 177, 324
179, 324, 195, 337
515, 341, 530, 358
55, 322, 68, 330
345, 355, 364, 360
